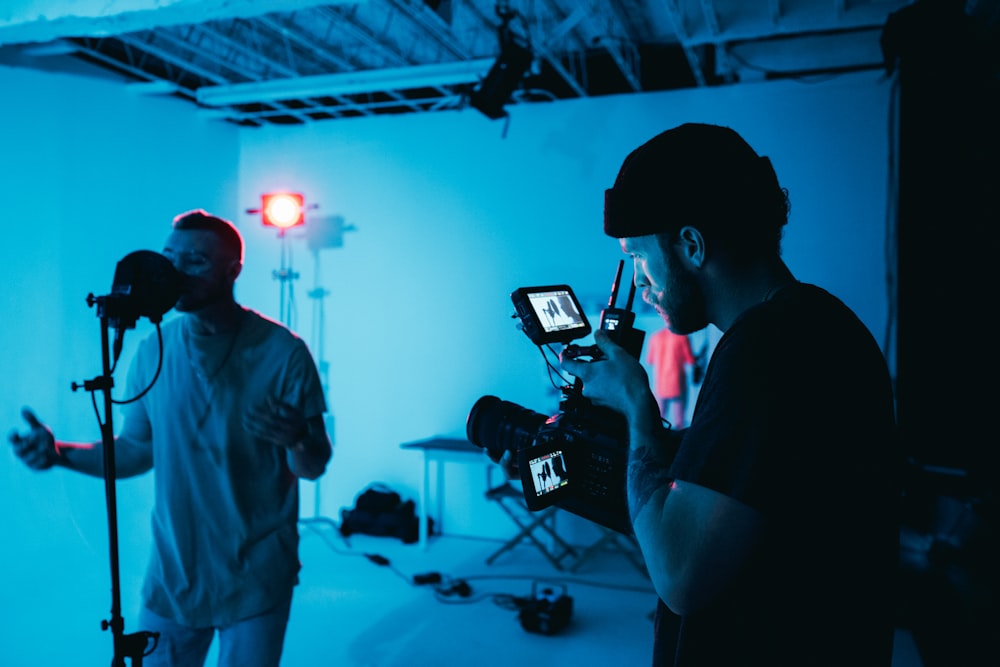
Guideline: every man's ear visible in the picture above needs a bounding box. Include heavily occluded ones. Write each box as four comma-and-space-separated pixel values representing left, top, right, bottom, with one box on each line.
227, 260, 243, 282
676, 226, 705, 269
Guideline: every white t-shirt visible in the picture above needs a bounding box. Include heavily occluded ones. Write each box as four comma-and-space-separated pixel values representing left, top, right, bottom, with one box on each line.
121, 307, 326, 626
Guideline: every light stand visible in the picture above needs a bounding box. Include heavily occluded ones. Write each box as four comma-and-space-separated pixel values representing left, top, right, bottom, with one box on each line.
298, 246, 339, 534
253, 194, 355, 544
298, 215, 356, 541
272, 229, 299, 330
267, 216, 350, 540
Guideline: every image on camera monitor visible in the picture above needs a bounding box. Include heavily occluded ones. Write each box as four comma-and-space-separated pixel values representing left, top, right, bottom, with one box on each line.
527, 289, 586, 334
528, 450, 569, 497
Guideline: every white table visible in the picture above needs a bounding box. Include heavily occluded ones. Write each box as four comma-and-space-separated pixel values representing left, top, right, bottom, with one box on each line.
400, 437, 493, 549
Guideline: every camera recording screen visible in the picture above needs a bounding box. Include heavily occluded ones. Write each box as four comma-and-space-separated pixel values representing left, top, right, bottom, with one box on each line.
526, 289, 587, 335
527, 450, 569, 498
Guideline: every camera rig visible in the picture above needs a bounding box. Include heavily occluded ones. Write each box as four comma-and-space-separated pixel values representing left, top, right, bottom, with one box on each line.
467, 261, 644, 534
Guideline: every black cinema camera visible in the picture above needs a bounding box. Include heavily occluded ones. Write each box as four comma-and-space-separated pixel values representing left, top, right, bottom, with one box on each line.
466, 261, 644, 535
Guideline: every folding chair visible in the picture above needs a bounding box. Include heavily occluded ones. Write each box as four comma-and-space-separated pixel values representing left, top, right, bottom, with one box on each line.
484, 482, 579, 570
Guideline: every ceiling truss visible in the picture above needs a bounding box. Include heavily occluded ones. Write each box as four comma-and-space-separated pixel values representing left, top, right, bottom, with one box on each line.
0, 0, 996, 127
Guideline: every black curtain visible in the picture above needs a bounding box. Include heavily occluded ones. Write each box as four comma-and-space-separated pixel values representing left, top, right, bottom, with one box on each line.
887, 0, 999, 482
882, 2, 997, 665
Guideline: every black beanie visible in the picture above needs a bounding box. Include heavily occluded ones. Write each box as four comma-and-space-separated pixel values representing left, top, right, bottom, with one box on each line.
604, 123, 784, 240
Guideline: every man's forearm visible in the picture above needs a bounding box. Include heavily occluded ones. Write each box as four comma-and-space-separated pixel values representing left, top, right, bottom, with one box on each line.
57, 438, 153, 478
626, 420, 684, 608
56, 440, 104, 477
627, 425, 682, 521
628, 443, 674, 520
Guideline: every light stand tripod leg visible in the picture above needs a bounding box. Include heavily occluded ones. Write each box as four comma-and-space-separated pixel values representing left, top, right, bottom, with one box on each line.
279, 245, 341, 549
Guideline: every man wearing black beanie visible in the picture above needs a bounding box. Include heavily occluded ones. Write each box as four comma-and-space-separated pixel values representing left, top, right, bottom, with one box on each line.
562, 123, 900, 666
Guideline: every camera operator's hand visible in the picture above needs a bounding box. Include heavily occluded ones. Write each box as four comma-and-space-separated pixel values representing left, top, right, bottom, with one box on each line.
498, 450, 519, 480
8, 407, 59, 471
561, 330, 659, 428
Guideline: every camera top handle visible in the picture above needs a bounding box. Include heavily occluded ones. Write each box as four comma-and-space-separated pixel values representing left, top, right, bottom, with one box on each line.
564, 260, 646, 362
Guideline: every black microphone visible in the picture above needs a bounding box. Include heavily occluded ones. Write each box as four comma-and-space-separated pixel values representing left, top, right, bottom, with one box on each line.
108, 251, 181, 361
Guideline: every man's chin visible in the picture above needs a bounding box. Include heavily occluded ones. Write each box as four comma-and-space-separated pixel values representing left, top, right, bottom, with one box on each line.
173, 298, 195, 313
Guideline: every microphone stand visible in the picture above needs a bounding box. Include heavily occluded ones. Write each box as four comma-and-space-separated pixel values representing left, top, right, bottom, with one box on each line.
73, 293, 158, 666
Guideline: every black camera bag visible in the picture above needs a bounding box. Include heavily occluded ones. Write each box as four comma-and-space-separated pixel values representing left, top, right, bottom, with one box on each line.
339, 483, 430, 544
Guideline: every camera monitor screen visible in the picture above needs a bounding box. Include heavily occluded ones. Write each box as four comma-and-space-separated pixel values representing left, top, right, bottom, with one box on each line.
512, 285, 591, 345
527, 449, 569, 498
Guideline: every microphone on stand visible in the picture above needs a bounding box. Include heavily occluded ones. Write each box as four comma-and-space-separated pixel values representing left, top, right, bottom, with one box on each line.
107, 251, 181, 363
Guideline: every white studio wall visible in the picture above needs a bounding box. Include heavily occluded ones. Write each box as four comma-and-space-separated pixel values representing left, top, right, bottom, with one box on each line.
0, 63, 240, 664
235, 70, 894, 540
0, 59, 893, 665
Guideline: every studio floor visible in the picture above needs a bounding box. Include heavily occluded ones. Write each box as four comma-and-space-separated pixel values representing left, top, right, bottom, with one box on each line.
2, 522, 927, 666
250, 525, 925, 667
268, 525, 660, 667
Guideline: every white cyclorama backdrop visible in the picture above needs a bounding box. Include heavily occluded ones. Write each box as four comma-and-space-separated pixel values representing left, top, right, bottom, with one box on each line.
0, 63, 241, 663
0, 61, 891, 664
236, 71, 892, 534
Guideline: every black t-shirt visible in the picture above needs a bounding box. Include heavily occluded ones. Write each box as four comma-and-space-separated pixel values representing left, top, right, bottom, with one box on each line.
652, 283, 900, 666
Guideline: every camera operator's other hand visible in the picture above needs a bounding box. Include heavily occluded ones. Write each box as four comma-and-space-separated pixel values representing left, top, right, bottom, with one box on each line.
498, 450, 519, 480
561, 330, 652, 418
8, 407, 58, 470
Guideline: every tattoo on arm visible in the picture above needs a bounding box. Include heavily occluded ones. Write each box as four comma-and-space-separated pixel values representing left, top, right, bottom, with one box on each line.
627, 445, 674, 521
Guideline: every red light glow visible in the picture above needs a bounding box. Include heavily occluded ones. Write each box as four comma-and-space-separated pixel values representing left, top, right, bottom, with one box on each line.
261, 192, 305, 229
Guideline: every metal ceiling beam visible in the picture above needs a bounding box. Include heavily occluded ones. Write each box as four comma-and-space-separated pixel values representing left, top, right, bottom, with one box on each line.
531, 2, 597, 98
698, 0, 722, 35
68, 36, 198, 98
322, 5, 410, 68
599, 0, 642, 91
769, 0, 782, 25
194, 22, 300, 79
199, 88, 471, 122
119, 29, 319, 123
698, 0, 734, 80
0, 0, 366, 46
256, 14, 357, 71
384, 0, 471, 60
319, 4, 458, 101
663, 0, 708, 86
255, 14, 408, 114
255, 12, 427, 115
191, 21, 374, 118
116, 31, 229, 85
196, 58, 494, 107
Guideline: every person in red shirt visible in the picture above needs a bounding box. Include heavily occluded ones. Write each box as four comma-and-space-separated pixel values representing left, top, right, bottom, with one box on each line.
645, 319, 695, 428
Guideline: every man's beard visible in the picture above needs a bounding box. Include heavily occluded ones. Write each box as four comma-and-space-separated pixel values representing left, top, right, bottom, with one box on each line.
659, 261, 708, 335
173, 280, 226, 313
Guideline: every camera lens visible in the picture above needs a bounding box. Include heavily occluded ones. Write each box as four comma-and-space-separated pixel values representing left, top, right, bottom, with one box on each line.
466, 395, 547, 463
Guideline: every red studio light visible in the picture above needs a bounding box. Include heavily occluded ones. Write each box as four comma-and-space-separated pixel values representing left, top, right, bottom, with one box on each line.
260, 192, 305, 229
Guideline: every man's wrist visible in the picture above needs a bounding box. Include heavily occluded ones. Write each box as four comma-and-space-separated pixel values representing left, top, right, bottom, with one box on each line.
626, 391, 665, 444
52, 441, 68, 467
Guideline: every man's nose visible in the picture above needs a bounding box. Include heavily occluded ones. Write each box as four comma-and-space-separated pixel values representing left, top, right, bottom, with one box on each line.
170, 257, 198, 275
